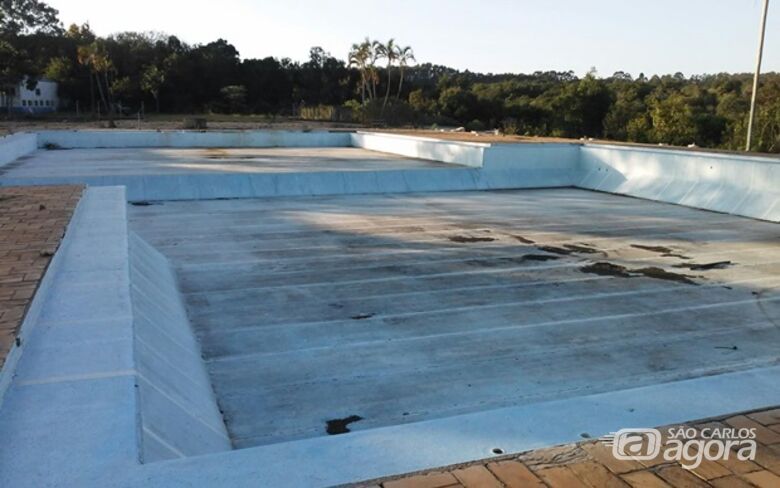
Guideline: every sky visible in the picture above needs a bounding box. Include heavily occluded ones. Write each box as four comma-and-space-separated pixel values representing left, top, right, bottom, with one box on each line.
47, 0, 779, 77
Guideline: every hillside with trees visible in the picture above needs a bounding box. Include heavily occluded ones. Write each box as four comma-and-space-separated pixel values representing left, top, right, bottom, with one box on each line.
1, 0, 779, 152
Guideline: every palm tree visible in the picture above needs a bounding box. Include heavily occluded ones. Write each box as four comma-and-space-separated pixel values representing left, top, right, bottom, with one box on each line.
369, 40, 382, 101
395, 45, 415, 100
349, 38, 380, 103
348, 42, 369, 103
77, 41, 116, 126
377, 39, 398, 110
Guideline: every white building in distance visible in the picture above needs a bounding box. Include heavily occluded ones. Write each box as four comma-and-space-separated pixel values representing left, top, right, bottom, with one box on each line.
0, 78, 59, 114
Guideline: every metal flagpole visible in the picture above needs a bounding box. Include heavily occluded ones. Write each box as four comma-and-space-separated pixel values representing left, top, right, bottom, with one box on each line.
746, 0, 770, 151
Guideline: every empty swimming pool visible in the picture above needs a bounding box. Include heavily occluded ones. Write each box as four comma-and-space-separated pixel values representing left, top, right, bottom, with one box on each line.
129, 188, 780, 449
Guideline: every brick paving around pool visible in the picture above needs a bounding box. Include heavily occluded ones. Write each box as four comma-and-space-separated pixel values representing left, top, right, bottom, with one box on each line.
357, 408, 780, 488
0, 185, 83, 368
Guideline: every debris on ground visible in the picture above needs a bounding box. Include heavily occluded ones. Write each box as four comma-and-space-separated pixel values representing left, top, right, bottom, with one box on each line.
326, 415, 363, 435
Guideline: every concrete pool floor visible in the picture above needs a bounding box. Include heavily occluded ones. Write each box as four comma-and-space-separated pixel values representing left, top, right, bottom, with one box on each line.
129, 188, 780, 450
0, 147, 449, 177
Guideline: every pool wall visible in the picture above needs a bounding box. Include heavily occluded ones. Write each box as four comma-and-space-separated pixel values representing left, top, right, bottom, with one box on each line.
2, 130, 778, 222
0, 159, 779, 486
0, 132, 37, 167
36, 130, 352, 148
579, 143, 780, 222
129, 233, 231, 462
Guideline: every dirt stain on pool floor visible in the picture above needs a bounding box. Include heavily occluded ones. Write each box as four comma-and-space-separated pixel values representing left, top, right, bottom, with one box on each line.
448, 235, 496, 243
465, 254, 561, 268
581, 261, 698, 285
538, 244, 603, 255
630, 244, 691, 260
674, 261, 733, 270
512, 235, 535, 244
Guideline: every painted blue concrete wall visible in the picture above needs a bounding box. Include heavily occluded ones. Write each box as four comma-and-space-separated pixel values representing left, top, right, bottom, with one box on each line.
352, 132, 486, 167
0, 132, 37, 167
482, 143, 580, 188
0, 162, 778, 486
129, 233, 231, 461
37, 130, 352, 149
0, 187, 140, 487
0, 183, 84, 404
0, 166, 573, 201
578, 144, 780, 222
2, 130, 778, 221
0, 186, 233, 488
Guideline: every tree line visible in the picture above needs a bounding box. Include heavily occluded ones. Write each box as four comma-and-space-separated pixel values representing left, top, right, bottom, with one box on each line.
1, 0, 778, 152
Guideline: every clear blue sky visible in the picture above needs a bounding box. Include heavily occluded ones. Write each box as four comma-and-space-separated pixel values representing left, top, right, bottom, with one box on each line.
48, 0, 778, 77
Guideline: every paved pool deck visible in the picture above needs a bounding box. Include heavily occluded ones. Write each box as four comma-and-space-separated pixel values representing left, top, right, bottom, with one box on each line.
129, 188, 780, 450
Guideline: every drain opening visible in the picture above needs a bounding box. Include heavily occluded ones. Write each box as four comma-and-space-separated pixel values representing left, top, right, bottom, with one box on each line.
492, 447, 505, 455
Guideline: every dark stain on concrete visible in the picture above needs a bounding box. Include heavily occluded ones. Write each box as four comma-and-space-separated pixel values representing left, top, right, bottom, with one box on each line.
581, 262, 698, 284
630, 244, 691, 259
513, 235, 536, 244
326, 415, 363, 435
539, 244, 602, 255
631, 244, 675, 253
204, 148, 229, 158
448, 235, 496, 243
563, 244, 602, 254
466, 254, 562, 267
674, 261, 733, 270
351, 312, 375, 320
206, 155, 259, 160
635, 266, 698, 285
538, 245, 574, 255
580, 262, 633, 278
522, 254, 561, 261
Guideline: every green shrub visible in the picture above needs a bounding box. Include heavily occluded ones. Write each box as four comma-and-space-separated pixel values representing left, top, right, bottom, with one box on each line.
501, 117, 520, 135
466, 119, 486, 131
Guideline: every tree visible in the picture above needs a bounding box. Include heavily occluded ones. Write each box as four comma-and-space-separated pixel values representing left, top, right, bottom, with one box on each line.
240, 56, 292, 112
368, 40, 381, 101
348, 42, 369, 103
141, 63, 165, 112
77, 40, 116, 125
3, 17, 780, 154
0, 0, 62, 112
395, 45, 415, 99
376, 38, 397, 111
438, 86, 478, 122
0, 0, 61, 36
220, 84, 246, 113
348, 38, 382, 104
